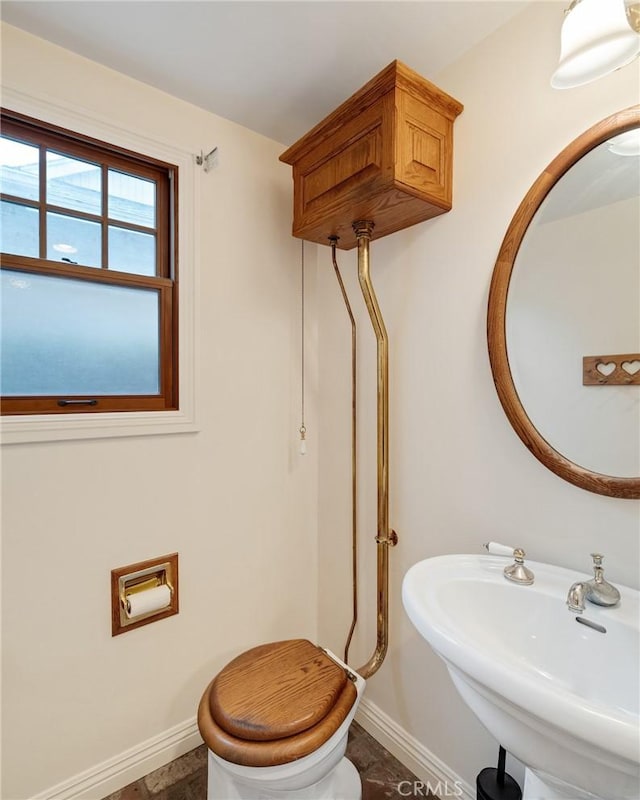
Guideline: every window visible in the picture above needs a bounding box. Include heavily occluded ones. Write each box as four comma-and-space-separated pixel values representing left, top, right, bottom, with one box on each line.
0, 109, 178, 415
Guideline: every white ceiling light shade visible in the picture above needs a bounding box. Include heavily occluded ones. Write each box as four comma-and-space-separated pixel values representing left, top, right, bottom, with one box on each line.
551, 0, 640, 89
607, 128, 640, 154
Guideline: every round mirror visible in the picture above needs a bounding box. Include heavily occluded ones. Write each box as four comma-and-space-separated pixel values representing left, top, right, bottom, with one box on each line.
488, 107, 640, 499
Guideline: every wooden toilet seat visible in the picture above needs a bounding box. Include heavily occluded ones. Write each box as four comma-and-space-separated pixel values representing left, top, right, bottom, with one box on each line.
197, 639, 358, 767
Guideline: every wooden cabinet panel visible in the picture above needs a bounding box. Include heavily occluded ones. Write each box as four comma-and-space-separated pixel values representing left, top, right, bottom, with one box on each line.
303, 123, 383, 211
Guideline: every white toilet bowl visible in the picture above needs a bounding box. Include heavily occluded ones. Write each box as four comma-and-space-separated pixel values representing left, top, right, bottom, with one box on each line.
198, 641, 365, 800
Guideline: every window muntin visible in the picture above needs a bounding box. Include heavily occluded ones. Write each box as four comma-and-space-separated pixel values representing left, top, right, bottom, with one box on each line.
0, 110, 177, 414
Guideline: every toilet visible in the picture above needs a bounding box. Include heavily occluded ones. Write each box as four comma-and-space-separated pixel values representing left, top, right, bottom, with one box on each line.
197, 639, 366, 800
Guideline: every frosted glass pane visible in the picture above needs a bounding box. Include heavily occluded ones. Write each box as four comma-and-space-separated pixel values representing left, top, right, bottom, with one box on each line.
1, 201, 39, 257
108, 170, 155, 228
47, 151, 101, 215
0, 137, 39, 201
1, 270, 160, 396
109, 226, 156, 276
47, 212, 101, 267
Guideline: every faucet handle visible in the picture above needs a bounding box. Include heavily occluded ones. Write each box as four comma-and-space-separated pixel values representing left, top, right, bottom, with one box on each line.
590, 553, 608, 582
483, 542, 515, 557
503, 548, 535, 585
587, 553, 621, 607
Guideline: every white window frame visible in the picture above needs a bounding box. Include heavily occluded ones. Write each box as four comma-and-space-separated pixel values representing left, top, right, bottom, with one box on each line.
0, 87, 199, 444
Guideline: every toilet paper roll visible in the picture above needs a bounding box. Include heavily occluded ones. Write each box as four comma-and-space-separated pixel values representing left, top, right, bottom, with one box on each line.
125, 584, 171, 618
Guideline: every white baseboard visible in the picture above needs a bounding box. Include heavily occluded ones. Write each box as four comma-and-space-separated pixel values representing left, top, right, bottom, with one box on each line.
355, 697, 475, 800
31, 701, 472, 800
31, 719, 202, 800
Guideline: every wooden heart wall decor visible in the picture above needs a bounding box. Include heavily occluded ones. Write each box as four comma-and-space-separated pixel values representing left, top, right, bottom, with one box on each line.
583, 353, 640, 385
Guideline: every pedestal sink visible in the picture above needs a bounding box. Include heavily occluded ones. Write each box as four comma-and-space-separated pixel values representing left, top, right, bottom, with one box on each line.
402, 554, 640, 800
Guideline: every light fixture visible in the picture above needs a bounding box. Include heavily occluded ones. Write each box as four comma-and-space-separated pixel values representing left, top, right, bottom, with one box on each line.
607, 127, 640, 154
551, 0, 640, 89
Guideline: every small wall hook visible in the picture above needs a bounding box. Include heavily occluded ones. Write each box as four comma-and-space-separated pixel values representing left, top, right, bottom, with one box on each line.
195, 147, 218, 172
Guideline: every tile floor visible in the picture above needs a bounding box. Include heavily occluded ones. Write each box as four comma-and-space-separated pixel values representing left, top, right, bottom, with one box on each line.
102, 721, 428, 800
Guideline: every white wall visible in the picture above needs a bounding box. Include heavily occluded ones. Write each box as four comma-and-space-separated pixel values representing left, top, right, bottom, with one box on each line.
0, 23, 318, 800
317, 0, 639, 789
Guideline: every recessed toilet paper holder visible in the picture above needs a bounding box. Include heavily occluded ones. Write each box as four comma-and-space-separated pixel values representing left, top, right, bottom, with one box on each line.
111, 553, 179, 636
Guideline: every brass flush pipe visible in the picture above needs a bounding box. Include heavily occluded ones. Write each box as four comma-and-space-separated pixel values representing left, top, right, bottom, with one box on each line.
353, 220, 398, 680
329, 237, 358, 665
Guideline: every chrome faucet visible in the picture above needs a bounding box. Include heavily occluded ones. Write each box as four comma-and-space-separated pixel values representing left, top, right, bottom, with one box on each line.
566, 554, 620, 614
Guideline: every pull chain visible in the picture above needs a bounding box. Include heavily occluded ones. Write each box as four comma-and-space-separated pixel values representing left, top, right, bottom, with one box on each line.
299, 240, 307, 455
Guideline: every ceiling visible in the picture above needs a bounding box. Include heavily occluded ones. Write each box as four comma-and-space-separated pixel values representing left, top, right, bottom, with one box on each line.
1, 1, 532, 146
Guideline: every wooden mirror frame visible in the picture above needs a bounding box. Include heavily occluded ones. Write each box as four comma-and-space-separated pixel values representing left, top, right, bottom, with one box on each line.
487, 106, 640, 499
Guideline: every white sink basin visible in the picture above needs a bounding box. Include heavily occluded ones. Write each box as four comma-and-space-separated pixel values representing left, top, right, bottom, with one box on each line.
402, 554, 640, 799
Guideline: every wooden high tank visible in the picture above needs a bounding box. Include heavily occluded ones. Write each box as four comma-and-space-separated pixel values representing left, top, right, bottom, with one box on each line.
279, 60, 463, 250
